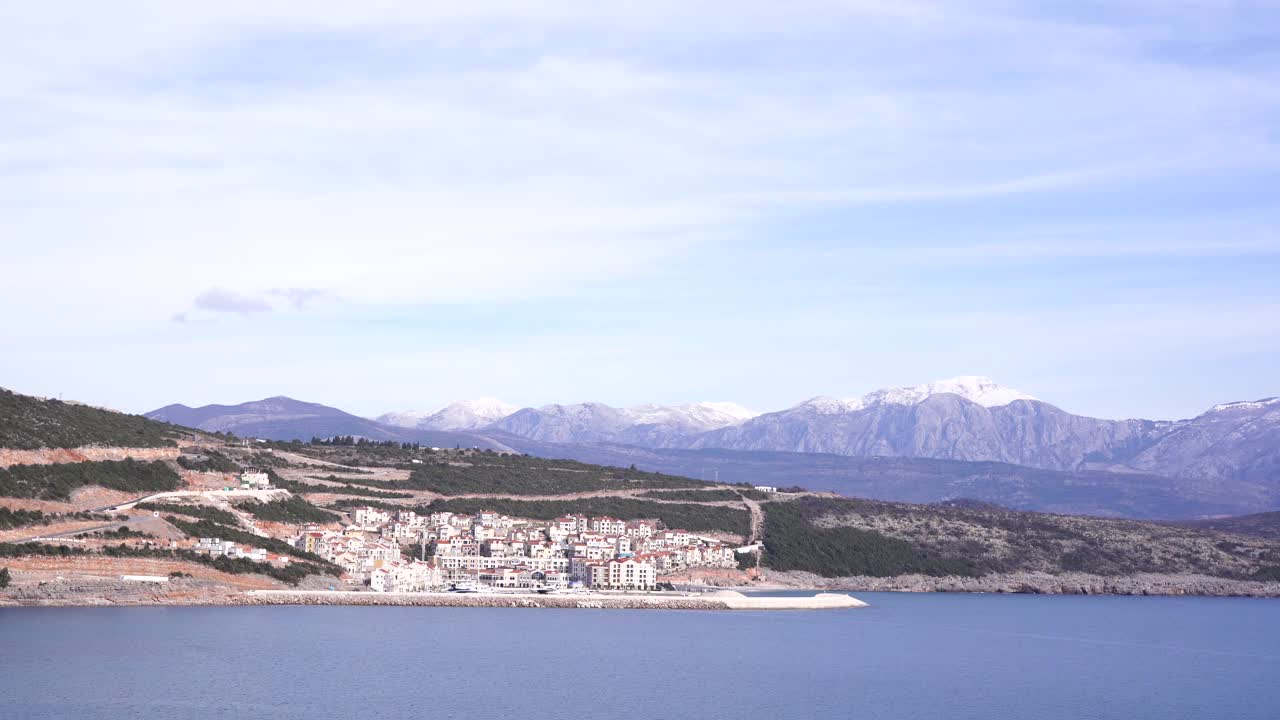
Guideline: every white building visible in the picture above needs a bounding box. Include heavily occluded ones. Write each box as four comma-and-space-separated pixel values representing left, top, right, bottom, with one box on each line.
605, 557, 656, 590
590, 517, 626, 535
354, 506, 392, 528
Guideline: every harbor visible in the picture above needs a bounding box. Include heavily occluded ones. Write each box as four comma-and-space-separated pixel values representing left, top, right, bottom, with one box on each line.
242, 589, 869, 611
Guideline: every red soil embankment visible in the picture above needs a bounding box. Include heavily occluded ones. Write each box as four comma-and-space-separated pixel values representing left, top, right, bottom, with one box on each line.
0, 446, 180, 468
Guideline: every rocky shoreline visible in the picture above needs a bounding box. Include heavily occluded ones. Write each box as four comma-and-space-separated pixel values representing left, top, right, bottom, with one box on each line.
766, 571, 1280, 598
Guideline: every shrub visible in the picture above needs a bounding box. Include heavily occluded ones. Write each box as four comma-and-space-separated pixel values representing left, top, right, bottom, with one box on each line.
760, 500, 984, 578
177, 451, 239, 473
0, 459, 181, 500
0, 388, 180, 449
162, 517, 335, 567
237, 496, 337, 524
136, 502, 240, 526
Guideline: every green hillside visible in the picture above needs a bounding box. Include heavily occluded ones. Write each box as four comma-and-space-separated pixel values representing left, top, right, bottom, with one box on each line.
0, 460, 182, 500
0, 388, 183, 450
762, 496, 1280, 581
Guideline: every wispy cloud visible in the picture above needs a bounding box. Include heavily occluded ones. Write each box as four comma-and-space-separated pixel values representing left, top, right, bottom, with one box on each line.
1, 2, 1277, 419
269, 287, 334, 309
193, 287, 272, 315
173, 286, 339, 321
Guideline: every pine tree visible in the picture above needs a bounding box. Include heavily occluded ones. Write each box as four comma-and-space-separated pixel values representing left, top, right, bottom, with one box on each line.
0, 567, 11, 588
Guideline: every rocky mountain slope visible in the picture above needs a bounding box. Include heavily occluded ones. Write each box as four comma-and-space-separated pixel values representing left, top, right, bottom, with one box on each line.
684, 393, 1159, 470
1089, 398, 1280, 483
477, 378, 1277, 496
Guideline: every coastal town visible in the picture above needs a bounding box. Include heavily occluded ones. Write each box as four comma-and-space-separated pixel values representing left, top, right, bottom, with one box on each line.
190, 497, 746, 594
319, 506, 739, 592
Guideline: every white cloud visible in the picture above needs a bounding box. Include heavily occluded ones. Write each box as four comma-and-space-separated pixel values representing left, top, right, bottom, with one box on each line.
1, 2, 1277, 417
192, 287, 273, 315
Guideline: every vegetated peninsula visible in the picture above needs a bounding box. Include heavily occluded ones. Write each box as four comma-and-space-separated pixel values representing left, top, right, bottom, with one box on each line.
2, 386, 1279, 607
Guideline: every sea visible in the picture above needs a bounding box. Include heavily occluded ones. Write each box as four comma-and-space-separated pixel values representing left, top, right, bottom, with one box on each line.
3, 592, 1278, 719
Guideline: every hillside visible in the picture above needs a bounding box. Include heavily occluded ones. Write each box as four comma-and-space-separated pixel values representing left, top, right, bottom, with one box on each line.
146, 379, 1280, 521
480, 438, 1270, 520
1183, 511, 1280, 540
3, 416, 1279, 598
259, 442, 1280, 594
761, 496, 1280, 590
1, 388, 185, 450
0, 459, 182, 501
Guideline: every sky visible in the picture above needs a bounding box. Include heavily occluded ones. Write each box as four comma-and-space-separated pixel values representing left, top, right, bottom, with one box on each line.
2, 1, 1279, 421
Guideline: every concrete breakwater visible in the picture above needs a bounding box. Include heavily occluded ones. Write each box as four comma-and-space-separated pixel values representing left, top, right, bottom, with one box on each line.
242, 589, 868, 611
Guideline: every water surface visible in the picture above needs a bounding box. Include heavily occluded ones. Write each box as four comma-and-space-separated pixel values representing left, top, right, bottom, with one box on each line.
3, 592, 1278, 719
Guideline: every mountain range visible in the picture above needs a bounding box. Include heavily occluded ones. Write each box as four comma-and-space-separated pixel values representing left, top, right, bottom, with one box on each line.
144, 376, 1280, 519
147, 396, 512, 451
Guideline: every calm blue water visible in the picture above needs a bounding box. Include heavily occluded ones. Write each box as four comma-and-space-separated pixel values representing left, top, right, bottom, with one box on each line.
3, 592, 1279, 719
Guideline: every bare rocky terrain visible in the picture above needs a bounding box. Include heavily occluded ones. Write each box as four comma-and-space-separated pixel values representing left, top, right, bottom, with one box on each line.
765, 570, 1280, 597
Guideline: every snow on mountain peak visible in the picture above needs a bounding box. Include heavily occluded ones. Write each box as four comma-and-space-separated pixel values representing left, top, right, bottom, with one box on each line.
796, 396, 861, 414
376, 409, 436, 428
695, 401, 761, 422
444, 398, 519, 417
1210, 397, 1280, 413
827, 376, 1038, 411
621, 402, 759, 430
377, 398, 518, 431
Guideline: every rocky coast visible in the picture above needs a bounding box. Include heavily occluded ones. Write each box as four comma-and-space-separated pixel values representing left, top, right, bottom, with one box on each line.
767, 571, 1280, 597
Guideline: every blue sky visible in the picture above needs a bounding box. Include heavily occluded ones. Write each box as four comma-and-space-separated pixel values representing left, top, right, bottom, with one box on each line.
2, 1, 1278, 420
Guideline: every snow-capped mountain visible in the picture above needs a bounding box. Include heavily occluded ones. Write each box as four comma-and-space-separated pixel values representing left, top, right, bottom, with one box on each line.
797, 376, 1038, 415
683, 377, 1158, 470
485, 401, 759, 446
620, 402, 759, 429
361, 378, 1277, 489
853, 375, 1038, 409
377, 399, 519, 431
148, 377, 1279, 514
1102, 396, 1280, 484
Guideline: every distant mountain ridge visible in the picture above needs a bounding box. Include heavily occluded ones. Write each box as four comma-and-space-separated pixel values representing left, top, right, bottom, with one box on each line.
448, 378, 1277, 492
145, 396, 511, 450
141, 377, 1279, 518
478, 434, 1271, 520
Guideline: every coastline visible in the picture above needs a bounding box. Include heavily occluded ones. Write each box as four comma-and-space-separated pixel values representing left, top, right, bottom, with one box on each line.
760, 570, 1280, 598
7, 570, 1280, 608
0, 587, 867, 610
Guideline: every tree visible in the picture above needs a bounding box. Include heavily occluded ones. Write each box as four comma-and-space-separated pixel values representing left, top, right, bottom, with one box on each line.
0, 566, 11, 588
